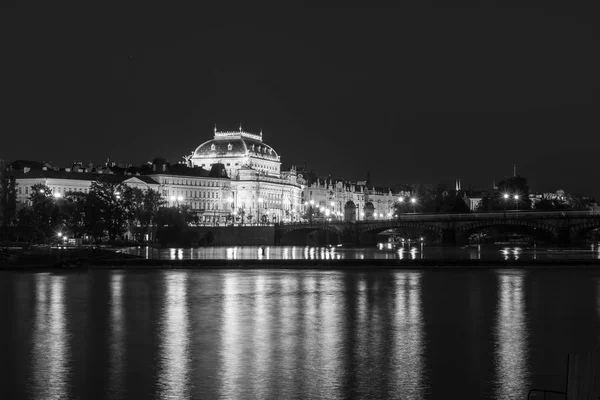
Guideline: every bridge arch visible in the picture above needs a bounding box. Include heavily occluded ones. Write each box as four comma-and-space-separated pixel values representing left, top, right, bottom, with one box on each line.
357, 221, 443, 245
277, 224, 342, 246
456, 219, 558, 244
569, 220, 600, 241
358, 221, 443, 236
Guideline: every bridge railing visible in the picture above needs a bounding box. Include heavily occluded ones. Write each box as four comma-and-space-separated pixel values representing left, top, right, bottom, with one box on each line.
275, 210, 596, 226
395, 210, 594, 221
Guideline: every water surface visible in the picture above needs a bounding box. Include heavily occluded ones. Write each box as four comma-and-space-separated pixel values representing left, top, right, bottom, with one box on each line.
1, 268, 599, 399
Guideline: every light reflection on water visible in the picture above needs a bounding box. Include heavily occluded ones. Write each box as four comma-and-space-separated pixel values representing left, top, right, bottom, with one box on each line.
31, 274, 69, 400
495, 273, 529, 398
220, 274, 243, 399
109, 273, 124, 399
158, 272, 190, 399
7, 268, 600, 400
392, 273, 425, 398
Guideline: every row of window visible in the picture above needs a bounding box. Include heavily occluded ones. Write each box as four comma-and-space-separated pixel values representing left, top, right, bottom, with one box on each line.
20, 186, 88, 195
200, 163, 240, 168
162, 178, 224, 187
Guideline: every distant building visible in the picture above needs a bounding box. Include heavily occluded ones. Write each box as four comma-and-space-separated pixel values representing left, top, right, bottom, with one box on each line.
189, 127, 303, 223
297, 169, 409, 221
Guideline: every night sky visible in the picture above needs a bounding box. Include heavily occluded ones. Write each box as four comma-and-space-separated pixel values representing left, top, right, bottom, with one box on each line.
2, 2, 598, 197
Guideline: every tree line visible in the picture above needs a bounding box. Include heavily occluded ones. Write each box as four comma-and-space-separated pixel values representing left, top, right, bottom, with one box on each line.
0, 178, 199, 244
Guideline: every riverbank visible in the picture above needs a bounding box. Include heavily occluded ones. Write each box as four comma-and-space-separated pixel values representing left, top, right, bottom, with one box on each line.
3, 257, 600, 270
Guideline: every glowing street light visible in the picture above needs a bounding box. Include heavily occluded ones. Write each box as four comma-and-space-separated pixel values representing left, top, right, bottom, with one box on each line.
398, 196, 404, 202
53, 192, 62, 198
503, 193, 509, 200
410, 197, 417, 214
177, 196, 183, 202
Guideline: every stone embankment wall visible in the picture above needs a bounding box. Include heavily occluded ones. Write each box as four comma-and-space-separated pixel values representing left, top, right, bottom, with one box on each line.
157, 226, 275, 247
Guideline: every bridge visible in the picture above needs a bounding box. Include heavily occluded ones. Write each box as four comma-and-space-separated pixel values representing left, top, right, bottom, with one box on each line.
275, 211, 600, 246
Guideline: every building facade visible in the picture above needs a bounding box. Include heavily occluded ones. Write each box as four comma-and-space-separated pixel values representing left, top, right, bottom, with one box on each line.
299, 174, 410, 221
189, 128, 303, 224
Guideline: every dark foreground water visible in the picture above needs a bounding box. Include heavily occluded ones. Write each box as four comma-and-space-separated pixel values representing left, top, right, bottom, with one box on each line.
1, 268, 599, 399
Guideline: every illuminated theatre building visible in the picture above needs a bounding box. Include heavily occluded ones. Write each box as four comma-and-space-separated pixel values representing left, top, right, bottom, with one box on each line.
188, 127, 303, 223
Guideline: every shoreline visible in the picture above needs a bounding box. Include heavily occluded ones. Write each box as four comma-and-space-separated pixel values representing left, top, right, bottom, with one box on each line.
3, 258, 600, 270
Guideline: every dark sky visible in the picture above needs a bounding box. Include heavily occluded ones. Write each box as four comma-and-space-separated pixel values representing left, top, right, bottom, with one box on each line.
2, 2, 598, 197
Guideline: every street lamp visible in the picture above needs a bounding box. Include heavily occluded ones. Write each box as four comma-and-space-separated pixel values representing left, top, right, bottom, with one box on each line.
410, 197, 417, 213
258, 197, 263, 225
227, 197, 234, 225
503, 193, 509, 214
514, 194, 520, 212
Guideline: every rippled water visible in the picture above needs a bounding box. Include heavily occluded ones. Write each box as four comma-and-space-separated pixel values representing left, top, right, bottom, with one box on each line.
1, 268, 599, 399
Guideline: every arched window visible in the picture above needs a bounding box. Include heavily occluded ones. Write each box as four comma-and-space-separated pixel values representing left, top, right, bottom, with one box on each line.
227, 143, 232, 151
211, 144, 216, 151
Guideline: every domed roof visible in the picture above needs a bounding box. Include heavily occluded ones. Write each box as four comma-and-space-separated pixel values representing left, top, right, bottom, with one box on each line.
193, 129, 280, 162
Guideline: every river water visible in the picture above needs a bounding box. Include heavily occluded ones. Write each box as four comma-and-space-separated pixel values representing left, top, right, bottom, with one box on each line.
1, 264, 600, 399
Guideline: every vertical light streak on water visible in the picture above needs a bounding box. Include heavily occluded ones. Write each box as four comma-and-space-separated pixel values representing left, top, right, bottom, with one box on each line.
495, 273, 529, 399
251, 274, 271, 399
280, 274, 298, 391
317, 274, 343, 399
300, 274, 319, 396
158, 272, 190, 400
354, 275, 369, 393
31, 274, 68, 400
220, 274, 242, 399
108, 273, 125, 399
391, 273, 424, 398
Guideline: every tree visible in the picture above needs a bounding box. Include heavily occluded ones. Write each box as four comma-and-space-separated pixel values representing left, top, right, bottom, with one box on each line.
439, 193, 470, 213
28, 183, 57, 241
155, 205, 198, 229
534, 198, 566, 211
564, 193, 588, 210
57, 191, 88, 238
0, 171, 17, 227
84, 181, 132, 241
